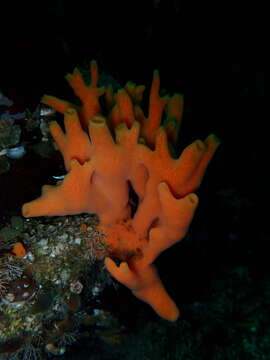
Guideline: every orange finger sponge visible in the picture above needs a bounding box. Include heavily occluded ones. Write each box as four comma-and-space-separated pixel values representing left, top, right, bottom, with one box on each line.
23, 61, 220, 321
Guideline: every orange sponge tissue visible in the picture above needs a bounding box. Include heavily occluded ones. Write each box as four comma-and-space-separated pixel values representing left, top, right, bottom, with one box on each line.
22, 61, 220, 321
